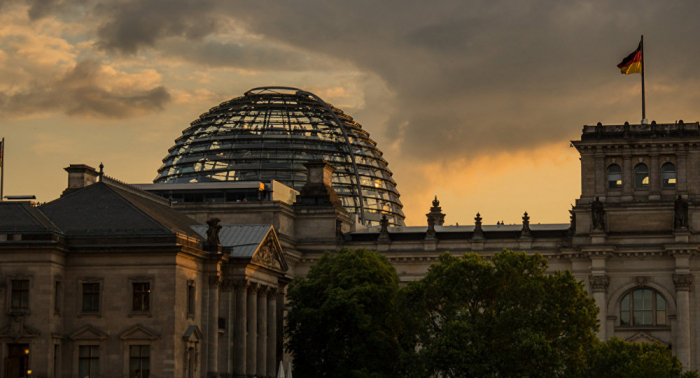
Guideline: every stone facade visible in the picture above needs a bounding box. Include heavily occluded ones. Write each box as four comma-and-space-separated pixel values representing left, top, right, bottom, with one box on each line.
168, 122, 700, 372
0, 173, 289, 378
5, 122, 700, 375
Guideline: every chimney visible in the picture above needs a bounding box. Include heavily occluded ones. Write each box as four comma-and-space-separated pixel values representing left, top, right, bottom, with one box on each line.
295, 160, 343, 210
61, 164, 98, 197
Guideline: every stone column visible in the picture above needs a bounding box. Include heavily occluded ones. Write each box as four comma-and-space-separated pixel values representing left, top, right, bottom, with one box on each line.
622, 149, 633, 201
257, 287, 268, 377
220, 280, 234, 376
678, 150, 688, 193
589, 275, 610, 340
276, 285, 286, 367
246, 284, 259, 377
674, 273, 694, 371
650, 148, 660, 198
595, 150, 605, 197
267, 288, 278, 377
233, 282, 247, 377
207, 274, 221, 378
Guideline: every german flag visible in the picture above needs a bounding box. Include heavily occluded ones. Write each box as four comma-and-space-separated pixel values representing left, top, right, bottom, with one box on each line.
617, 42, 642, 74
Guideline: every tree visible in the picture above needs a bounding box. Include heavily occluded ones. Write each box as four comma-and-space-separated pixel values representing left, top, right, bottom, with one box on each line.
400, 250, 599, 378
285, 248, 402, 378
585, 337, 698, 378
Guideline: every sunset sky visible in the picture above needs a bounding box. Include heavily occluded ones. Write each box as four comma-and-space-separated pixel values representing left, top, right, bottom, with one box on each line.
2, 1, 700, 226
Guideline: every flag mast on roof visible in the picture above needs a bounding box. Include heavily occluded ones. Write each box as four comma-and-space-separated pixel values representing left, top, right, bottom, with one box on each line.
0, 137, 4, 201
617, 35, 646, 123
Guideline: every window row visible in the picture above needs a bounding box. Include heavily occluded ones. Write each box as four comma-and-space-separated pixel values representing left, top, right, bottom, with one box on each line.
607, 163, 676, 190
10, 280, 151, 313
79, 345, 150, 378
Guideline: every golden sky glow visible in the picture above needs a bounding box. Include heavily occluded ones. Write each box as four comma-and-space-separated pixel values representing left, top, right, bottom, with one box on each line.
2, 1, 700, 225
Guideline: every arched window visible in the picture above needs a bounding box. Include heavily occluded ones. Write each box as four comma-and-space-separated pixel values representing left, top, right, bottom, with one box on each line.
634, 163, 649, 189
620, 288, 667, 326
607, 164, 622, 189
662, 163, 676, 188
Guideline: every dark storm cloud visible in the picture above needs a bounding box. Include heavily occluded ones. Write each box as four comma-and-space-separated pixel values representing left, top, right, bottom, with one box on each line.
10, 0, 700, 160
0, 60, 171, 119
158, 39, 336, 71
93, 0, 222, 54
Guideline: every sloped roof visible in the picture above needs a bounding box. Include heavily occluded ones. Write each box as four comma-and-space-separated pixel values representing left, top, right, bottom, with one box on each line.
40, 182, 202, 239
0, 202, 60, 233
191, 224, 272, 258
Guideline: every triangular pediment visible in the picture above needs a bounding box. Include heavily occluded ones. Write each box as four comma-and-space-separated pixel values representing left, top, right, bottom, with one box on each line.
182, 325, 202, 342
251, 228, 288, 272
626, 332, 668, 345
119, 324, 160, 341
70, 324, 108, 341
0, 319, 40, 340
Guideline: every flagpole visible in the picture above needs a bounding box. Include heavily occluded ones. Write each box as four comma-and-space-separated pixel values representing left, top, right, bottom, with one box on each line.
0, 137, 4, 201
641, 35, 646, 122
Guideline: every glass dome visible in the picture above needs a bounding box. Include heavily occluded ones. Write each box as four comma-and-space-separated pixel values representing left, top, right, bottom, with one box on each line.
155, 86, 405, 226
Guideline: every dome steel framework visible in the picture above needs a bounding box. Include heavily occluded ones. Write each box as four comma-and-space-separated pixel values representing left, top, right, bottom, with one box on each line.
155, 86, 405, 226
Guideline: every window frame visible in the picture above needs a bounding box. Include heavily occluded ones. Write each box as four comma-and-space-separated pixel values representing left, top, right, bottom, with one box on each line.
619, 288, 668, 327
607, 163, 622, 189
661, 162, 677, 189
128, 345, 151, 378
634, 163, 650, 189
82, 282, 101, 313
77, 278, 103, 318
10, 279, 30, 312
78, 345, 100, 378
187, 280, 196, 320
128, 277, 154, 317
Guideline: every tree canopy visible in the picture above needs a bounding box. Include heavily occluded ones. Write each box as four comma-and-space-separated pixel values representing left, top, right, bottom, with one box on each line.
585, 337, 698, 378
400, 250, 599, 378
284, 248, 402, 378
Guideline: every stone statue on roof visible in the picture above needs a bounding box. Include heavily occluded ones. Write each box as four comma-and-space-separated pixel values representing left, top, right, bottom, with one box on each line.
591, 197, 606, 231
206, 217, 222, 245
675, 195, 689, 230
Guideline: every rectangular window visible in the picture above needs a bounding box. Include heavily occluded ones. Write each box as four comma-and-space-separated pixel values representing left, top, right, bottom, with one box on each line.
11, 280, 29, 310
78, 345, 99, 378
133, 283, 150, 312
54, 281, 61, 314
187, 282, 195, 317
129, 345, 150, 378
82, 283, 100, 312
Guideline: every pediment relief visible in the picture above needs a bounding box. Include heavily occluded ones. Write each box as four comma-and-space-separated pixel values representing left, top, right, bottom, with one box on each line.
251, 231, 288, 272
0, 315, 40, 340
626, 332, 668, 345
119, 324, 160, 341
182, 325, 202, 342
70, 324, 108, 341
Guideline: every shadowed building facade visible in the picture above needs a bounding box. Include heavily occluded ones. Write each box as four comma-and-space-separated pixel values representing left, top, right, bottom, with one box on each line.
4, 118, 700, 376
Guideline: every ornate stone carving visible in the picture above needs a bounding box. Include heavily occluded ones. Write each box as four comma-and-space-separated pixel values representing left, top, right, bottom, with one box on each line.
208, 274, 222, 286
568, 205, 576, 236
673, 273, 694, 291
206, 217, 222, 245
378, 215, 390, 242
591, 197, 606, 231
427, 196, 445, 226
589, 275, 610, 292
8, 314, 25, 341
635, 276, 649, 287
252, 239, 282, 269
520, 212, 531, 238
472, 212, 484, 240
247, 282, 262, 293
425, 214, 436, 240
674, 195, 689, 230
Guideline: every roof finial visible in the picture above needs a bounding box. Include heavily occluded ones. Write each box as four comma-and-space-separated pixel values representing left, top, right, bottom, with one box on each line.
98, 162, 104, 181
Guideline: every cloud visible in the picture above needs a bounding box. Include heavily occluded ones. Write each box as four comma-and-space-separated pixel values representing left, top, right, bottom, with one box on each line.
94, 0, 223, 54
0, 60, 171, 119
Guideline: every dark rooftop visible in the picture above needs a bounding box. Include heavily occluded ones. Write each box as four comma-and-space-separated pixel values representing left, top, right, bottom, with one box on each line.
579, 122, 700, 141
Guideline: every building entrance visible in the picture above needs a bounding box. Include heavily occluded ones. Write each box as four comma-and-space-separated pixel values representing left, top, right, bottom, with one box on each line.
4, 344, 29, 378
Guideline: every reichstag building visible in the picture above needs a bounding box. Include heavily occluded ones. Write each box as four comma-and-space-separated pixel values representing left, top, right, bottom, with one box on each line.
1, 86, 699, 377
